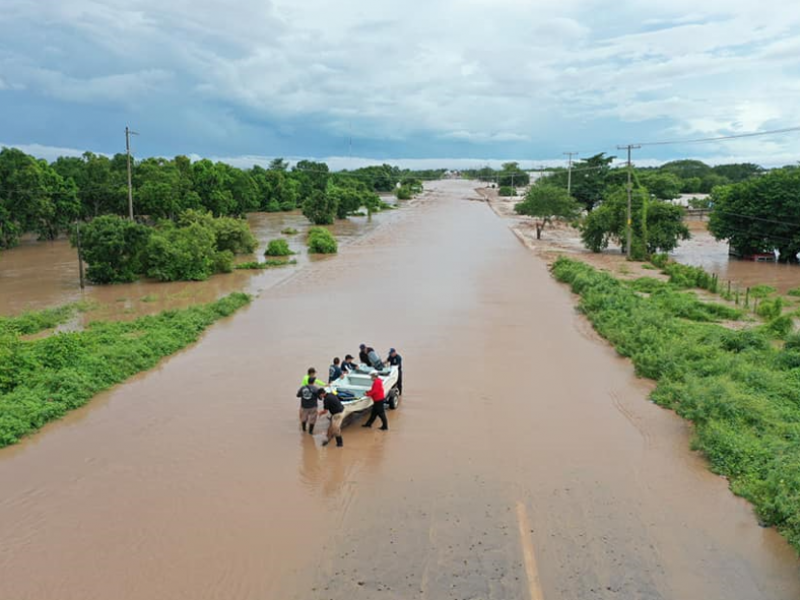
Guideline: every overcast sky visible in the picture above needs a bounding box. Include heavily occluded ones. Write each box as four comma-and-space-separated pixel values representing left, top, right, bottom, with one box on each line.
2, 1, 800, 168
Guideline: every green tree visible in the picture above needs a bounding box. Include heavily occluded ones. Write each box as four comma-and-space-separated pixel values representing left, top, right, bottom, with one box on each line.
514, 185, 580, 239
581, 187, 689, 257
639, 172, 682, 200
709, 168, 800, 263
144, 222, 218, 281
497, 162, 530, 187
74, 215, 151, 283
307, 226, 338, 254
570, 153, 615, 212
302, 189, 337, 225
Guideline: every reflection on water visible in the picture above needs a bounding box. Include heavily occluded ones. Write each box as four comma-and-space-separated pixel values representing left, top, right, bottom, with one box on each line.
672, 221, 800, 293
0, 209, 395, 320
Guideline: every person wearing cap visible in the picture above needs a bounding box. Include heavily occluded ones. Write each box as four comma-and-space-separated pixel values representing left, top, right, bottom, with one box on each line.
358, 344, 371, 366
296, 376, 322, 435
386, 348, 403, 395
341, 354, 357, 373
362, 372, 389, 430
320, 389, 345, 447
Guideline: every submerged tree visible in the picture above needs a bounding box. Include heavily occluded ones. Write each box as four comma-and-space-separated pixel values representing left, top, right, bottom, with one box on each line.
709, 168, 800, 263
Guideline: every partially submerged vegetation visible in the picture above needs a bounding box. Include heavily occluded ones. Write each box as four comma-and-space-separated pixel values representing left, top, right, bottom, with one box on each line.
0, 293, 251, 448
552, 257, 800, 552
307, 227, 338, 254
74, 210, 257, 284
264, 238, 294, 257
235, 259, 297, 270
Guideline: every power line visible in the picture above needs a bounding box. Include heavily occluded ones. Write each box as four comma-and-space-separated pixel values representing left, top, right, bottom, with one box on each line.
631, 126, 800, 148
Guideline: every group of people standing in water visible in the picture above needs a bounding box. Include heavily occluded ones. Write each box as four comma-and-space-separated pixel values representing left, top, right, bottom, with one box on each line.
295, 345, 403, 448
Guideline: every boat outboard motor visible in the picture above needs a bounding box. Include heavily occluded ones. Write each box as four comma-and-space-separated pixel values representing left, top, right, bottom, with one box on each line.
367, 349, 384, 370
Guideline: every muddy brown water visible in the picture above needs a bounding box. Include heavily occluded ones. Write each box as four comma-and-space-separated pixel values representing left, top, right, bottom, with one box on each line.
0, 181, 799, 599
673, 220, 800, 294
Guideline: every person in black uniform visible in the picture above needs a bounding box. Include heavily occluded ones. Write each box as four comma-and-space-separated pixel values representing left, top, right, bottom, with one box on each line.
387, 348, 403, 395
358, 344, 371, 365
320, 389, 345, 447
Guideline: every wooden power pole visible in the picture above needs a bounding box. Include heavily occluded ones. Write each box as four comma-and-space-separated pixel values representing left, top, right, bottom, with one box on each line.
125, 126, 139, 220
563, 152, 578, 195
616, 144, 641, 259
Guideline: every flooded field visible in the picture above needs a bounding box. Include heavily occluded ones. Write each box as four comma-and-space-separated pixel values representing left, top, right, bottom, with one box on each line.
0, 181, 798, 599
0, 201, 400, 322
673, 220, 800, 294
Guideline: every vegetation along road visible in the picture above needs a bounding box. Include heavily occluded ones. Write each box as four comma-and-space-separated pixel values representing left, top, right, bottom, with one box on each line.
1, 180, 799, 599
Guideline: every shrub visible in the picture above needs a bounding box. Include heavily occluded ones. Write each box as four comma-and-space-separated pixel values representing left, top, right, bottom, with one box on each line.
235, 259, 297, 270
750, 285, 777, 299
73, 215, 151, 284
395, 186, 413, 200
757, 297, 784, 320
788, 287, 800, 297
651, 253, 669, 269
144, 222, 218, 281
281, 227, 299, 235
663, 262, 719, 293
264, 238, 294, 257
178, 209, 256, 254
213, 250, 235, 274
498, 186, 515, 197
307, 226, 338, 254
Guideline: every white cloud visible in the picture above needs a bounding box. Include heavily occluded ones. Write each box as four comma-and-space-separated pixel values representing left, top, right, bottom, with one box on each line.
2, 1, 800, 161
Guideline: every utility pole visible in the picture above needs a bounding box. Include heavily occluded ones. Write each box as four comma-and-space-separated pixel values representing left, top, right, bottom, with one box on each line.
617, 144, 641, 259
75, 220, 85, 289
125, 126, 139, 220
563, 152, 578, 195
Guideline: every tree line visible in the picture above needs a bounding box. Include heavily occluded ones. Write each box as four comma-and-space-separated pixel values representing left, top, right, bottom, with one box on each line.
511, 153, 788, 261
0, 147, 437, 250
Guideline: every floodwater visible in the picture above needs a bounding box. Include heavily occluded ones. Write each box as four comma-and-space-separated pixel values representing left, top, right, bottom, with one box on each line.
0, 180, 799, 599
0, 202, 399, 321
673, 220, 800, 294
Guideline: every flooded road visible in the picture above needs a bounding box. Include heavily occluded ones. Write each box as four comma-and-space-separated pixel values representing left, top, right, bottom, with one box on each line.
0, 180, 798, 599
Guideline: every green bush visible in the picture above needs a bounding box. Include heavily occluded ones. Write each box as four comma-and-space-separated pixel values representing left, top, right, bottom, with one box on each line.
178, 209, 257, 254
787, 287, 800, 297
651, 253, 669, 269
757, 297, 784, 320
663, 262, 719, 293
395, 186, 413, 200
750, 285, 777, 299
551, 256, 800, 552
281, 227, 299, 235
213, 249, 235, 274
307, 226, 338, 254
264, 238, 294, 257
145, 222, 218, 282
235, 259, 297, 270
73, 215, 151, 284
498, 186, 515, 197
0, 293, 250, 447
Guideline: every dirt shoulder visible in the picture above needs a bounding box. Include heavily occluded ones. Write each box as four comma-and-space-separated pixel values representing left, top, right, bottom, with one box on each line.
475, 186, 667, 282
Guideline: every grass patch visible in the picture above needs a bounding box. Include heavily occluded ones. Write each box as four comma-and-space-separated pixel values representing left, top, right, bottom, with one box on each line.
0, 293, 250, 448
281, 227, 299, 235
235, 259, 297, 270
788, 287, 800, 297
552, 256, 800, 553
0, 302, 92, 336
141, 294, 158, 303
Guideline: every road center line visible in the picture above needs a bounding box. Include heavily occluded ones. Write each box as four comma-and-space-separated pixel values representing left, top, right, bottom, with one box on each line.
516, 501, 545, 600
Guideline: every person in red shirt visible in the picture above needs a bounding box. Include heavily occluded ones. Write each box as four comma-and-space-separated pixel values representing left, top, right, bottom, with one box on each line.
361, 372, 389, 430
